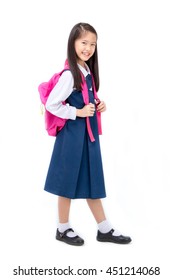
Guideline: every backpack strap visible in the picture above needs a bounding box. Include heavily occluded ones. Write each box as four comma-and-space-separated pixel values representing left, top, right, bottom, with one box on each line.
81, 75, 102, 142
91, 74, 102, 136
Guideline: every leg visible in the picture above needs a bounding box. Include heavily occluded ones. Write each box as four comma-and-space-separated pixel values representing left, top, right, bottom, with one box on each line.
87, 198, 131, 244
56, 196, 84, 246
58, 196, 71, 223
86, 198, 106, 223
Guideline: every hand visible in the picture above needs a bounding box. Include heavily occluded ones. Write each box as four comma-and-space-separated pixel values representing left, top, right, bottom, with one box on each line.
96, 101, 106, 113
76, 103, 95, 117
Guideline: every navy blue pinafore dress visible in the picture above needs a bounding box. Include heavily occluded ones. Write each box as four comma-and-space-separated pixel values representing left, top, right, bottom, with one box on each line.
44, 74, 106, 199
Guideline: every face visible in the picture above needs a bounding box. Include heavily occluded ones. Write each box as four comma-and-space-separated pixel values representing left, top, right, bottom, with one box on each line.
74, 31, 97, 67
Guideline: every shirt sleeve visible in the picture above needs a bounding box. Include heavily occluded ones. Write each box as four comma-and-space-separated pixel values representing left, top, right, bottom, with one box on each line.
45, 70, 77, 120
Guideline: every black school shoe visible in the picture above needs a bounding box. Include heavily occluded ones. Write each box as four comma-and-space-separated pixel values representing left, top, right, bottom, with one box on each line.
56, 228, 84, 246
97, 229, 132, 244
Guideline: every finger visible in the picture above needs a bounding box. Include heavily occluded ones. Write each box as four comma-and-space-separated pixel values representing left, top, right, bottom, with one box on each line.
98, 102, 106, 110
89, 103, 95, 108
97, 104, 103, 110
90, 105, 95, 110
97, 106, 105, 112
90, 108, 95, 115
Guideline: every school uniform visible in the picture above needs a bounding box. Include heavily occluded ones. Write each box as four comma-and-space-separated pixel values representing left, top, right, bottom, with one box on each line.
44, 64, 106, 199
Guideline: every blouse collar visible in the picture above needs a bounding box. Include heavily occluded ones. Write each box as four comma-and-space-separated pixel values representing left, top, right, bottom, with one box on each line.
78, 63, 91, 78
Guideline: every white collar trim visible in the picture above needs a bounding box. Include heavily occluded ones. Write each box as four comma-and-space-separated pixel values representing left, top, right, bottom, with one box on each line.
78, 63, 91, 77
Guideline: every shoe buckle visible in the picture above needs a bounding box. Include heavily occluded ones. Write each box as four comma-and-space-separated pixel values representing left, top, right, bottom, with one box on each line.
59, 228, 73, 238
59, 232, 64, 238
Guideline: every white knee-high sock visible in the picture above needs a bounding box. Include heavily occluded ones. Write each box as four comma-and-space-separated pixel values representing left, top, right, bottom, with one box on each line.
98, 220, 121, 236
58, 222, 77, 237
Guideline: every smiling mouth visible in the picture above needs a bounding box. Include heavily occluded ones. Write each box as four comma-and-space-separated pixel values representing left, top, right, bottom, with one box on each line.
82, 52, 90, 58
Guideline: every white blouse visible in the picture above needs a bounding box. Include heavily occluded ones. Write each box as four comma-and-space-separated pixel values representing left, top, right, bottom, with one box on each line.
45, 64, 90, 120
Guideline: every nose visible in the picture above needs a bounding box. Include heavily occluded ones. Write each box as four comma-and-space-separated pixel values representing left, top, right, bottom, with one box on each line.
85, 44, 91, 51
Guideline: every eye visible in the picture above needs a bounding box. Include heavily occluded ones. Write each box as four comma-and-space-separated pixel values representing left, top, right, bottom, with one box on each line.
82, 41, 87, 45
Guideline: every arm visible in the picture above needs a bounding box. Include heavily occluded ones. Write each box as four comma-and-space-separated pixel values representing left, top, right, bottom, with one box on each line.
45, 70, 77, 120
46, 70, 98, 119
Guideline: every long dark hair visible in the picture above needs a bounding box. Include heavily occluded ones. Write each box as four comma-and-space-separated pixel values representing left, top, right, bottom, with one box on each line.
67, 22, 99, 91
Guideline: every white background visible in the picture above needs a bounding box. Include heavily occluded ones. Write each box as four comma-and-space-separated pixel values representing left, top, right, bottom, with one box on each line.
0, 0, 173, 279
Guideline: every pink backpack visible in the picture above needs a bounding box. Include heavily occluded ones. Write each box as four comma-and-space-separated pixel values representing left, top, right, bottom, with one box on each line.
38, 60, 102, 141
38, 61, 69, 136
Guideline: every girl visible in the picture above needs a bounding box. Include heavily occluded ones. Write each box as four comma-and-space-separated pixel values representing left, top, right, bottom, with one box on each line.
44, 22, 131, 246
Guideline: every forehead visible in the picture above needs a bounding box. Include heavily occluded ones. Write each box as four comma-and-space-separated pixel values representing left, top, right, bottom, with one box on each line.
78, 31, 97, 42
